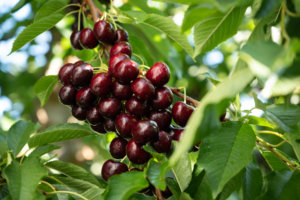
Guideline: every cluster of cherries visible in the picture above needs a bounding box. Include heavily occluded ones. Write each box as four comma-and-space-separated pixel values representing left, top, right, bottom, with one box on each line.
59, 19, 195, 197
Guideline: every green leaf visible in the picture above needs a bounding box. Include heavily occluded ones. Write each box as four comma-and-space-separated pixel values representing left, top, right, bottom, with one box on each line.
295, 0, 300, 14
169, 68, 254, 168
28, 123, 97, 148
241, 116, 275, 128
11, 12, 65, 53
193, 6, 246, 57
46, 160, 104, 188
81, 187, 104, 200
152, 0, 208, 4
0, 141, 8, 156
217, 171, 243, 200
3, 157, 47, 200
11, 0, 32, 13
285, 132, 300, 161
261, 151, 290, 171
172, 151, 192, 191
29, 144, 60, 157
129, 193, 155, 200
34, 0, 68, 21
255, 0, 282, 19
197, 122, 256, 197
142, 14, 194, 57
166, 177, 182, 199
242, 163, 263, 200
7, 120, 36, 157
253, 92, 266, 111
103, 171, 149, 200
34, 75, 58, 107
277, 171, 300, 200
146, 159, 166, 190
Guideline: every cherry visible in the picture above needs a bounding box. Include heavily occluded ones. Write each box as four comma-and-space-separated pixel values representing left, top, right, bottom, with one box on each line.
58, 63, 74, 84
149, 110, 172, 131
131, 78, 155, 101
104, 118, 116, 132
71, 105, 87, 120
125, 97, 148, 118
59, 84, 77, 105
110, 137, 128, 159
115, 113, 137, 138
114, 59, 139, 84
172, 129, 184, 141
98, 97, 122, 118
172, 101, 195, 127
94, 20, 116, 44
108, 53, 129, 75
126, 139, 151, 164
115, 29, 129, 43
151, 86, 173, 110
90, 73, 112, 97
151, 131, 172, 153
169, 125, 184, 140
79, 28, 98, 49
70, 31, 83, 50
71, 62, 93, 87
87, 106, 104, 125
132, 120, 159, 145
146, 62, 170, 87
110, 42, 132, 58
91, 123, 106, 134
76, 87, 96, 108
101, 159, 128, 181
113, 81, 132, 100
74, 60, 85, 67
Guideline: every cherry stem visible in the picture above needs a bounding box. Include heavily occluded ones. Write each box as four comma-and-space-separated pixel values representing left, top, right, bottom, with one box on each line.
169, 87, 199, 107
86, 0, 99, 23
155, 188, 164, 200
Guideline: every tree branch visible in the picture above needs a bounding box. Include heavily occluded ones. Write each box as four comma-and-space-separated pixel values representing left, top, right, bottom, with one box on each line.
86, 0, 99, 23
155, 188, 164, 200
170, 87, 199, 107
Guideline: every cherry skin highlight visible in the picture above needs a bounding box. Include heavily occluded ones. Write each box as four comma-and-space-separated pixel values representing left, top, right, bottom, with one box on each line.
126, 139, 151, 165
94, 20, 116, 44
76, 87, 96, 108
59, 84, 77, 105
101, 159, 128, 181
172, 101, 195, 127
71, 63, 93, 87
86, 106, 104, 125
70, 31, 83, 50
151, 86, 173, 110
146, 62, 170, 87
110, 137, 128, 159
131, 78, 155, 101
151, 130, 172, 153
149, 109, 172, 131
98, 97, 122, 118
108, 53, 129, 75
110, 42, 132, 58
115, 113, 137, 138
90, 72, 112, 97
58, 63, 74, 84
115, 29, 129, 43
125, 97, 148, 118
132, 120, 159, 145
113, 59, 139, 84
79, 28, 98, 49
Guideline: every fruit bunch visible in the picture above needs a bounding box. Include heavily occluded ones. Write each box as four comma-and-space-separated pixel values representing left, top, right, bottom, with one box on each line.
58, 18, 195, 196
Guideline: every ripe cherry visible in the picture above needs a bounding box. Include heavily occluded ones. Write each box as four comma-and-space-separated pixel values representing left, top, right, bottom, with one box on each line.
113, 81, 132, 100
59, 84, 77, 105
172, 129, 184, 141
110, 42, 132, 58
114, 59, 139, 84
71, 63, 93, 87
91, 123, 106, 134
149, 110, 172, 131
131, 78, 155, 101
59, 63, 74, 84
104, 118, 115, 132
126, 139, 151, 165
70, 31, 83, 50
172, 101, 195, 127
151, 86, 173, 110
76, 87, 96, 108
87, 106, 104, 125
94, 20, 116, 44
110, 137, 128, 159
125, 97, 148, 118
115, 29, 129, 43
101, 159, 128, 181
108, 53, 129, 75
79, 28, 98, 49
132, 120, 159, 145
151, 131, 172, 153
115, 113, 137, 138
90, 72, 112, 97
71, 105, 87, 120
98, 97, 122, 118
146, 62, 170, 87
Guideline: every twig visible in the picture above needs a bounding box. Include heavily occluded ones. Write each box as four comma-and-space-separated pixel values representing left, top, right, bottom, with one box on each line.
86, 0, 99, 22
169, 87, 199, 107
40, 180, 56, 192
46, 191, 88, 200
155, 188, 164, 200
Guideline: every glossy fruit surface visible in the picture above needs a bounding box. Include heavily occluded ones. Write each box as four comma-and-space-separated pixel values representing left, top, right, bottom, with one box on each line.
59, 63, 74, 84
110, 42, 132, 58
90, 73, 112, 97
132, 120, 159, 145
146, 62, 170, 87
115, 29, 129, 43
172, 129, 184, 141
115, 113, 137, 138
113, 81, 132, 100
126, 139, 151, 164
98, 97, 122, 118
70, 31, 83, 50
131, 78, 155, 101
172, 101, 195, 126
71, 63, 93, 87
151, 131, 172, 153
76, 87, 96, 108
87, 106, 103, 125
91, 123, 106, 134
104, 118, 115, 132
108, 53, 129, 75
149, 110, 172, 131
79, 28, 98, 49
94, 20, 116, 44
71, 105, 87, 120
125, 97, 148, 118
151, 87, 173, 110
114, 59, 139, 84
101, 159, 128, 181
110, 137, 128, 159
59, 84, 77, 105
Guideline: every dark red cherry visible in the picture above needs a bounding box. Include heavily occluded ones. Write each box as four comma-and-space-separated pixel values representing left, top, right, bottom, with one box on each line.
104, 118, 115, 132
74, 60, 85, 67
126, 139, 151, 164
59, 84, 77, 105
115, 29, 129, 43
110, 42, 132, 58
151, 87, 173, 110
91, 123, 106, 134
110, 137, 128, 159
90, 73, 112, 97
71, 63, 93, 87
71, 105, 87, 120
169, 125, 184, 140
151, 131, 172, 153
172, 101, 195, 127
173, 129, 184, 141
132, 120, 159, 145
94, 20, 116, 44
115, 113, 137, 138
131, 78, 155, 101
101, 159, 128, 181
87, 106, 104, 125
146, 62, 170, 87
58, 63, 74, 84
114, 59, 139, 84
98, 97, 122, 118
108, 53, 129, 75
113, 81, 132, 100
76, 87, 96, 108
149, 110, 172, 131
125, 97, 148, 118
70, 31, 83, 50
79, 28, 98, 49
